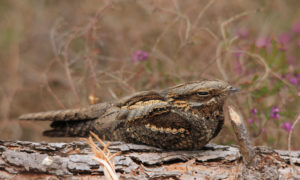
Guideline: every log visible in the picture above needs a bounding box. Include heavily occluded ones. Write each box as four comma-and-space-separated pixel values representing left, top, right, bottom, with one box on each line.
0, 140, 299, 179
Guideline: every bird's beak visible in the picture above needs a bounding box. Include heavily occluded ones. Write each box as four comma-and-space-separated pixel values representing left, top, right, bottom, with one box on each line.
229, 86, 239, 93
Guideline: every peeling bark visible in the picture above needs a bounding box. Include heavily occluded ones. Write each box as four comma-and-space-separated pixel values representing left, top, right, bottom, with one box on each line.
0, 140, 299, 179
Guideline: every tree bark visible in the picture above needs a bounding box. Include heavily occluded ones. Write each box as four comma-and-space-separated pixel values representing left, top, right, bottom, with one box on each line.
0, 140, 299, 179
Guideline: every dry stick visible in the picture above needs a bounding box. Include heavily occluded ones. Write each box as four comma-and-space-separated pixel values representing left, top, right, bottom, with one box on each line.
220, 9, 261, 43
85, 2, 113, 98
176, 0, 217, 56
43, 60, 66, 109
154, 5, 190, 45
151, 4, 191, 64
172, 0, 191, 41
62, 32, 82, 106
151, 0, 187, 53
193, 0, 216, 28
105, 72, 136, 93
198, 27, 219, 41
228, 106, 255, 166
288, 115, 300, 176
151, 16, 179, 53
216, 42, 228, 80
50, 19, 64, 66
50, 21, 81, 106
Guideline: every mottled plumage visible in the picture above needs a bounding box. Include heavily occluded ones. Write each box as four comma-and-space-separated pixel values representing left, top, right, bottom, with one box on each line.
19, 80, 238, 150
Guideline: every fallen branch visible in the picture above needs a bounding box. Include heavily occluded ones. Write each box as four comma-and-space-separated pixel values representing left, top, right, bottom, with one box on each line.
0, 139, 299, 179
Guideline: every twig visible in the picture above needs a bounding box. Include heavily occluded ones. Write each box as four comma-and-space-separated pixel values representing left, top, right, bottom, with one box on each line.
62, 31, 82, 106
216, 42, 228, 80
154, 3, 190, 45
198, 27, 219, 41
288, 114, 300, 176
172, 0, 191, 41
151, 17, 179, 52
220, 9, 261, 42
50, 19, 64, 66
228, 106, 255, 166
216, 9, 262, 81
193, 0, 216, 28
230, 50, 270, 88
105, 72, 136, 93
50, 20, 82, 106
85, 1, 113, 98
42, 59, 66, 109
44, 77, 66, 109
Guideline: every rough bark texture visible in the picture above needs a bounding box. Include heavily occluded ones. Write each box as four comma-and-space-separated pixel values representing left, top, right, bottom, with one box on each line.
0, 140, 299, 179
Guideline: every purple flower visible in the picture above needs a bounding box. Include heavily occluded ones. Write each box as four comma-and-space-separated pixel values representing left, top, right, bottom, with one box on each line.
281, 122, 292, 132
285, 73, 292, 80
270, 107, 280, 119
292, 22, 300, 33
132, 50, 148, 62
236, 27, 249, 39
298, 92, 300, 97
248, 118, 254, 124
285, 73, 299, 85
261, 128, 266, 133
284, 73, 300, 85
289, 77, 298, 85
250, 108, 258, 115
255, 37, 272, 48
276, 33, 291, 45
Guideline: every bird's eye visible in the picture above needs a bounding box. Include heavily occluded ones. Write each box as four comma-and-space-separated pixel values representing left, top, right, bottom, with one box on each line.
197, 91, 209, 96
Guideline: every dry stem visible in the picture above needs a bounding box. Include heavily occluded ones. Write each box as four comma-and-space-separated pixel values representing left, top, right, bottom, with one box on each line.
83, 132, 120, 180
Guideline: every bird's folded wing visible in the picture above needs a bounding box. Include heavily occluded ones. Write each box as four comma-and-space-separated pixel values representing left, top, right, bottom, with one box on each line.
116, 90, 164, 107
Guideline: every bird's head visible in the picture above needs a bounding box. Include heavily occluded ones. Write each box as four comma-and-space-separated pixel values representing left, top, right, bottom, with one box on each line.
161, 80, 238, 107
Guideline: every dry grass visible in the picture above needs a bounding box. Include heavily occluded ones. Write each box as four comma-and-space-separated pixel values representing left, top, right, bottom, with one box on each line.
84, 132, 120, 180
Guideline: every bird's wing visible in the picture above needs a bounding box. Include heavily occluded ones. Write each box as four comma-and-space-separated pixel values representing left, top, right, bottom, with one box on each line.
118, 98, 193, 130
116, 90, 164, 107
117, 99, 170, 121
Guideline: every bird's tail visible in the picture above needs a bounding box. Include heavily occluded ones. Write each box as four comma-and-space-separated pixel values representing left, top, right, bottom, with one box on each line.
19, 103, 111, 121
19, 102, 112, 137
43, 120, 95, 137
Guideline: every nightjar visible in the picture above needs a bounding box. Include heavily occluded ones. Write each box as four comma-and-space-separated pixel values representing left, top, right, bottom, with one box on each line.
19, 80, 238, 150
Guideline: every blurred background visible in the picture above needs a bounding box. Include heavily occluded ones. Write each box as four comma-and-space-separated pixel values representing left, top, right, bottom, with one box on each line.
0, 0, 299, 149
